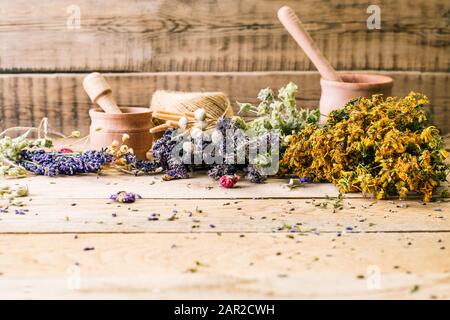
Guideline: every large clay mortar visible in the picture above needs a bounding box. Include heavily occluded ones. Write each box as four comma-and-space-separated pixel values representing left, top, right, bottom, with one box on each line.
319, 73, 393, 121
278, 6, 394, 122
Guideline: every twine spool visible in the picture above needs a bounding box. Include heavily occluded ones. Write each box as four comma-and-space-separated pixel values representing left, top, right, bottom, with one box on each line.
150, 91, 234, 124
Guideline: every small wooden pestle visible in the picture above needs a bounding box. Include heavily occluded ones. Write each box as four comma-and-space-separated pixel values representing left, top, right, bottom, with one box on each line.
277, 6, 342, 82
83, 72, 123, 114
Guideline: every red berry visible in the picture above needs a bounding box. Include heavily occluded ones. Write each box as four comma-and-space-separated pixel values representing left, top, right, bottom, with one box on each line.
219, 175, 239, 188
59, 148, 74, 153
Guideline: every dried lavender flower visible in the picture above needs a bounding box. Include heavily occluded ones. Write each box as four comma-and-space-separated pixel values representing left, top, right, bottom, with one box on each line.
19, 149, 113, 176
110, 191, 141, 203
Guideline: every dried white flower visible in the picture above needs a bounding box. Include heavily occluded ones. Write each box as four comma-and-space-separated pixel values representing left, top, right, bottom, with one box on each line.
194, 108, 206, 121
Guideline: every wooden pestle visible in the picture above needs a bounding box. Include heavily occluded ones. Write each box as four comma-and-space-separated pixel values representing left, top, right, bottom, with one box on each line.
83, 72, 123, 114
277, 6, 342, 82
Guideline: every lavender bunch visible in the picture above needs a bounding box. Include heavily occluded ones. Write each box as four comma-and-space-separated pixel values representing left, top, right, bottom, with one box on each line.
152, 129, 190, 180
163, 165, 189, 181
152, 129, 180, 170
121, 153, 160, 175
19, 149, 113, 176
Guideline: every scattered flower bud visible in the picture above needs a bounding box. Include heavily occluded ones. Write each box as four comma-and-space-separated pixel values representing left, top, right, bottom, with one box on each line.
13, 186, 29, 197
286, 177, 311, 189
0, 186, 11, 195
111, 140, 120, 148
11, 199, 24, 207
110, 191, 141, 203
4, 194, 15, 201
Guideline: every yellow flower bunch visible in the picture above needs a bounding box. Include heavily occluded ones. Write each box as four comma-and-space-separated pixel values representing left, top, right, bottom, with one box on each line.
281, 93, 449, 201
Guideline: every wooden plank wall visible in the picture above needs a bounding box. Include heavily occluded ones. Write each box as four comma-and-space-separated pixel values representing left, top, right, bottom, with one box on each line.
0, 0, 449, 134
0, 72, 448, 135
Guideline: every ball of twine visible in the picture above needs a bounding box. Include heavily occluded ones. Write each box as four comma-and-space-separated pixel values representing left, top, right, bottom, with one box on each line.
150, 91, 234, 123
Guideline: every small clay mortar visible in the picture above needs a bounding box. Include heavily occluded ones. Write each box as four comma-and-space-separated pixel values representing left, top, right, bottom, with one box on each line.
89, 107, 153, 159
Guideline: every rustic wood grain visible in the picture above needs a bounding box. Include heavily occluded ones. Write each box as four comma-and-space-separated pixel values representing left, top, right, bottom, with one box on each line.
0, 71, 448, 134
0, 172, 345, 199
0, 0, 448, 72
1, 0, 449, 298
0, 233, 449, 299
1, 161, 448, 299
4, 168, 448, 200
1, 198, 448, 234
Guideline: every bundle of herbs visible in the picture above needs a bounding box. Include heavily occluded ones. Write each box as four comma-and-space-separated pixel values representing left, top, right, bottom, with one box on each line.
237, 82, 320, 148
280, 92, 449, 201
0, 130, 114, 177
120, 119, 272, 183
0, 82, 321, 184
0, 132, 53, 177
122, 82, 320, 183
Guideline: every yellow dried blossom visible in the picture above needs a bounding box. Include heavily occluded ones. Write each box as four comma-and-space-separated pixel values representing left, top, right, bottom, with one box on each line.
68, 130, 81, 138
281, 93, 449, 202
122, 134, 130, 142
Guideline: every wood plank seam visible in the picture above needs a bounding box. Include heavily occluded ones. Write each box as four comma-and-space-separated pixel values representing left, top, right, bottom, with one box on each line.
0, 71, 448, 134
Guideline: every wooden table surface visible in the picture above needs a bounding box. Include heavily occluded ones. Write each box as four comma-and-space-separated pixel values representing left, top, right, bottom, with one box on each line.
0, 167, 449, 300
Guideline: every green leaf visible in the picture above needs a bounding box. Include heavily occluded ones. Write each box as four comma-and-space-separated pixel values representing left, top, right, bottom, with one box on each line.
237, 102, 254, 114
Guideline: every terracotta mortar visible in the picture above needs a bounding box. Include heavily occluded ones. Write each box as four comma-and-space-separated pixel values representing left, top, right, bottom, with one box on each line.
277, 7, 394, 122
89, 107, 153, 159
319, 74, 394, 122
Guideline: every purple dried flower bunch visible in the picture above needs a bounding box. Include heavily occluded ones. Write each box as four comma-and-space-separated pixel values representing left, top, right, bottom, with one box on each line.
13, 117, 270, 183
19, 149, 113, 176
208, 117, 273, 183
121, 153, 160, 175
128, 118, 269, 183
117, 129, 191, 180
